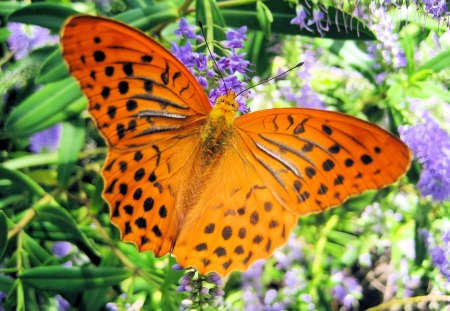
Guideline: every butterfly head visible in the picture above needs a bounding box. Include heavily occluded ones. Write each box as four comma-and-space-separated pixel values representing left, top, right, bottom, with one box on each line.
213, 91, 239, 113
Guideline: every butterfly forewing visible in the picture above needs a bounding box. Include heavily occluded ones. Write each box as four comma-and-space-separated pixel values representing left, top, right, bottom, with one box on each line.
61, 15, 210, 256
61, 16, 211, 149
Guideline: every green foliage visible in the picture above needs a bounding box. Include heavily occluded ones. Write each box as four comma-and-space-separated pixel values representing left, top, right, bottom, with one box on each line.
0, 0, 449, 310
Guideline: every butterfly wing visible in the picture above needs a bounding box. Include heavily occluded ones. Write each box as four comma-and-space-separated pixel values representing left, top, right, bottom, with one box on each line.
61, 15, 211, 255
173, 108, 410, 275
235, 108, 411, 215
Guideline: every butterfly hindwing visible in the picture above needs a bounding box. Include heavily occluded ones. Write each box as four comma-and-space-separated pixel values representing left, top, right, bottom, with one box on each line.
173, 146, 298, 275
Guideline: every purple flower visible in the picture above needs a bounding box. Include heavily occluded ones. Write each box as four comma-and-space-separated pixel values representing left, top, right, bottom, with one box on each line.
7, 23, 58, 60
423, 0, 449, 19
290, 6, 312, 31
264, 289, 277, 304
368, 7, 407, 69
331, 271, 362, 309
174, 18, 201, 40
55, 295, 70, 311
172, 20, 251, 114
29, 123, 62, 153
273, 234, 303, 269
307, 9, 329, 35
223, 26, 247, 49
399, 113, 450, 201
425, 230, 450, 281
105, 303, 119, 311
52, 241, 72, 258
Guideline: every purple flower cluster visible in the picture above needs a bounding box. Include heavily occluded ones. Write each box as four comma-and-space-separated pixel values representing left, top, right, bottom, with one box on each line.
55, 295, 70, 311
399, 112, 450, 202
422, 230, 450, 281
171, 18, 251, 113
367, 6, 407, 71
173, 265, 225, 309
29, 123, 62, 153
0, 291, 6, 311
423, 0, 449, 19
290, 5, 330, 35
241, 234, 314, 310
280, 50, 326, 109
331, 270, 362, 309
7, 23, 58, 60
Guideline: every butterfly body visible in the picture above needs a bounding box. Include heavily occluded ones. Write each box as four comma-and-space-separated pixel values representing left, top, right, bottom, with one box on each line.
200, 92, 238, 164
61, 15, 411, 276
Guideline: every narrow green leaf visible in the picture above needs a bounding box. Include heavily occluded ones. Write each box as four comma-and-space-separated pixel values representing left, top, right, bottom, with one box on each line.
401, 32, 415, 77
35, 204, 100, 262
196, 0, 227, 43
37, 47, 70, 84
418, 49, 450, 73
22, 233, 59, 266
244, 31, 273, 77
7, 3, 77, 32
0, 274, 14, 292
57, 120, 85, 188
222, 2, 375, 40
0, 2, 25, 17
5, 77, 83, 138
2, 153, 58, 170
114, 3, 178, 32
0, 165, 45, 197
20, 267, 132, 291
0, 211, 7, 260
256, 1, 273, 38
90, 174, 106, 215
0, 28, 10, 43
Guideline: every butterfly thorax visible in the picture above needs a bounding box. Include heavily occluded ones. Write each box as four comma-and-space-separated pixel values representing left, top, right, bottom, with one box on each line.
200, 92, 239, 165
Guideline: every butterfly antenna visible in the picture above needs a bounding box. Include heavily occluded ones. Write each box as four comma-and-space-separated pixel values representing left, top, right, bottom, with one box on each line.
235, 62, 304, 98
198, 21, 228, 93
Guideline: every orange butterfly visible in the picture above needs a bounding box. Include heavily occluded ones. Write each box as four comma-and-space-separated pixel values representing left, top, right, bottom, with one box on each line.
61, 15, 411, 276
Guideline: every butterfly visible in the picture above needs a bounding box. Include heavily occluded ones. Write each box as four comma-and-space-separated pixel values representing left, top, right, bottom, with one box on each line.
61, 15, 411, 276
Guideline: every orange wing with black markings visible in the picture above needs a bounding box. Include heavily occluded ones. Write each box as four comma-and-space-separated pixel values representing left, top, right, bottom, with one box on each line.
61, 15, 210, 256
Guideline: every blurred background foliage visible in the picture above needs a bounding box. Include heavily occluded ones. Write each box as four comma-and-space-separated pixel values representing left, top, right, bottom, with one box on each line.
0, 0, 449, 310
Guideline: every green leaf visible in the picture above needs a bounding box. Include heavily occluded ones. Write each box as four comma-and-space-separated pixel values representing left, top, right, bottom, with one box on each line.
244, 31, 273, 77
19, 266, 132, 291
0, 211, 7, 260
57, 120, 85, 188
0, 2, 25, 18
401, 32, 415, 77
8, 3, 77, 32
0, 165, 45, 197
2, 153, 58, 170
196, 0, 227, 43
35, 205, 100, 262
256, 1, 273, 38
418, 49, 450, 73
0, 274, 14, 292
22, 233, 59, 266
221, 1, 375, 40
114, 3, 178, 32
5, 77, 84, 138
0, 28, 10, 43
90, 174, 106, 215
37, 47, 70, 84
